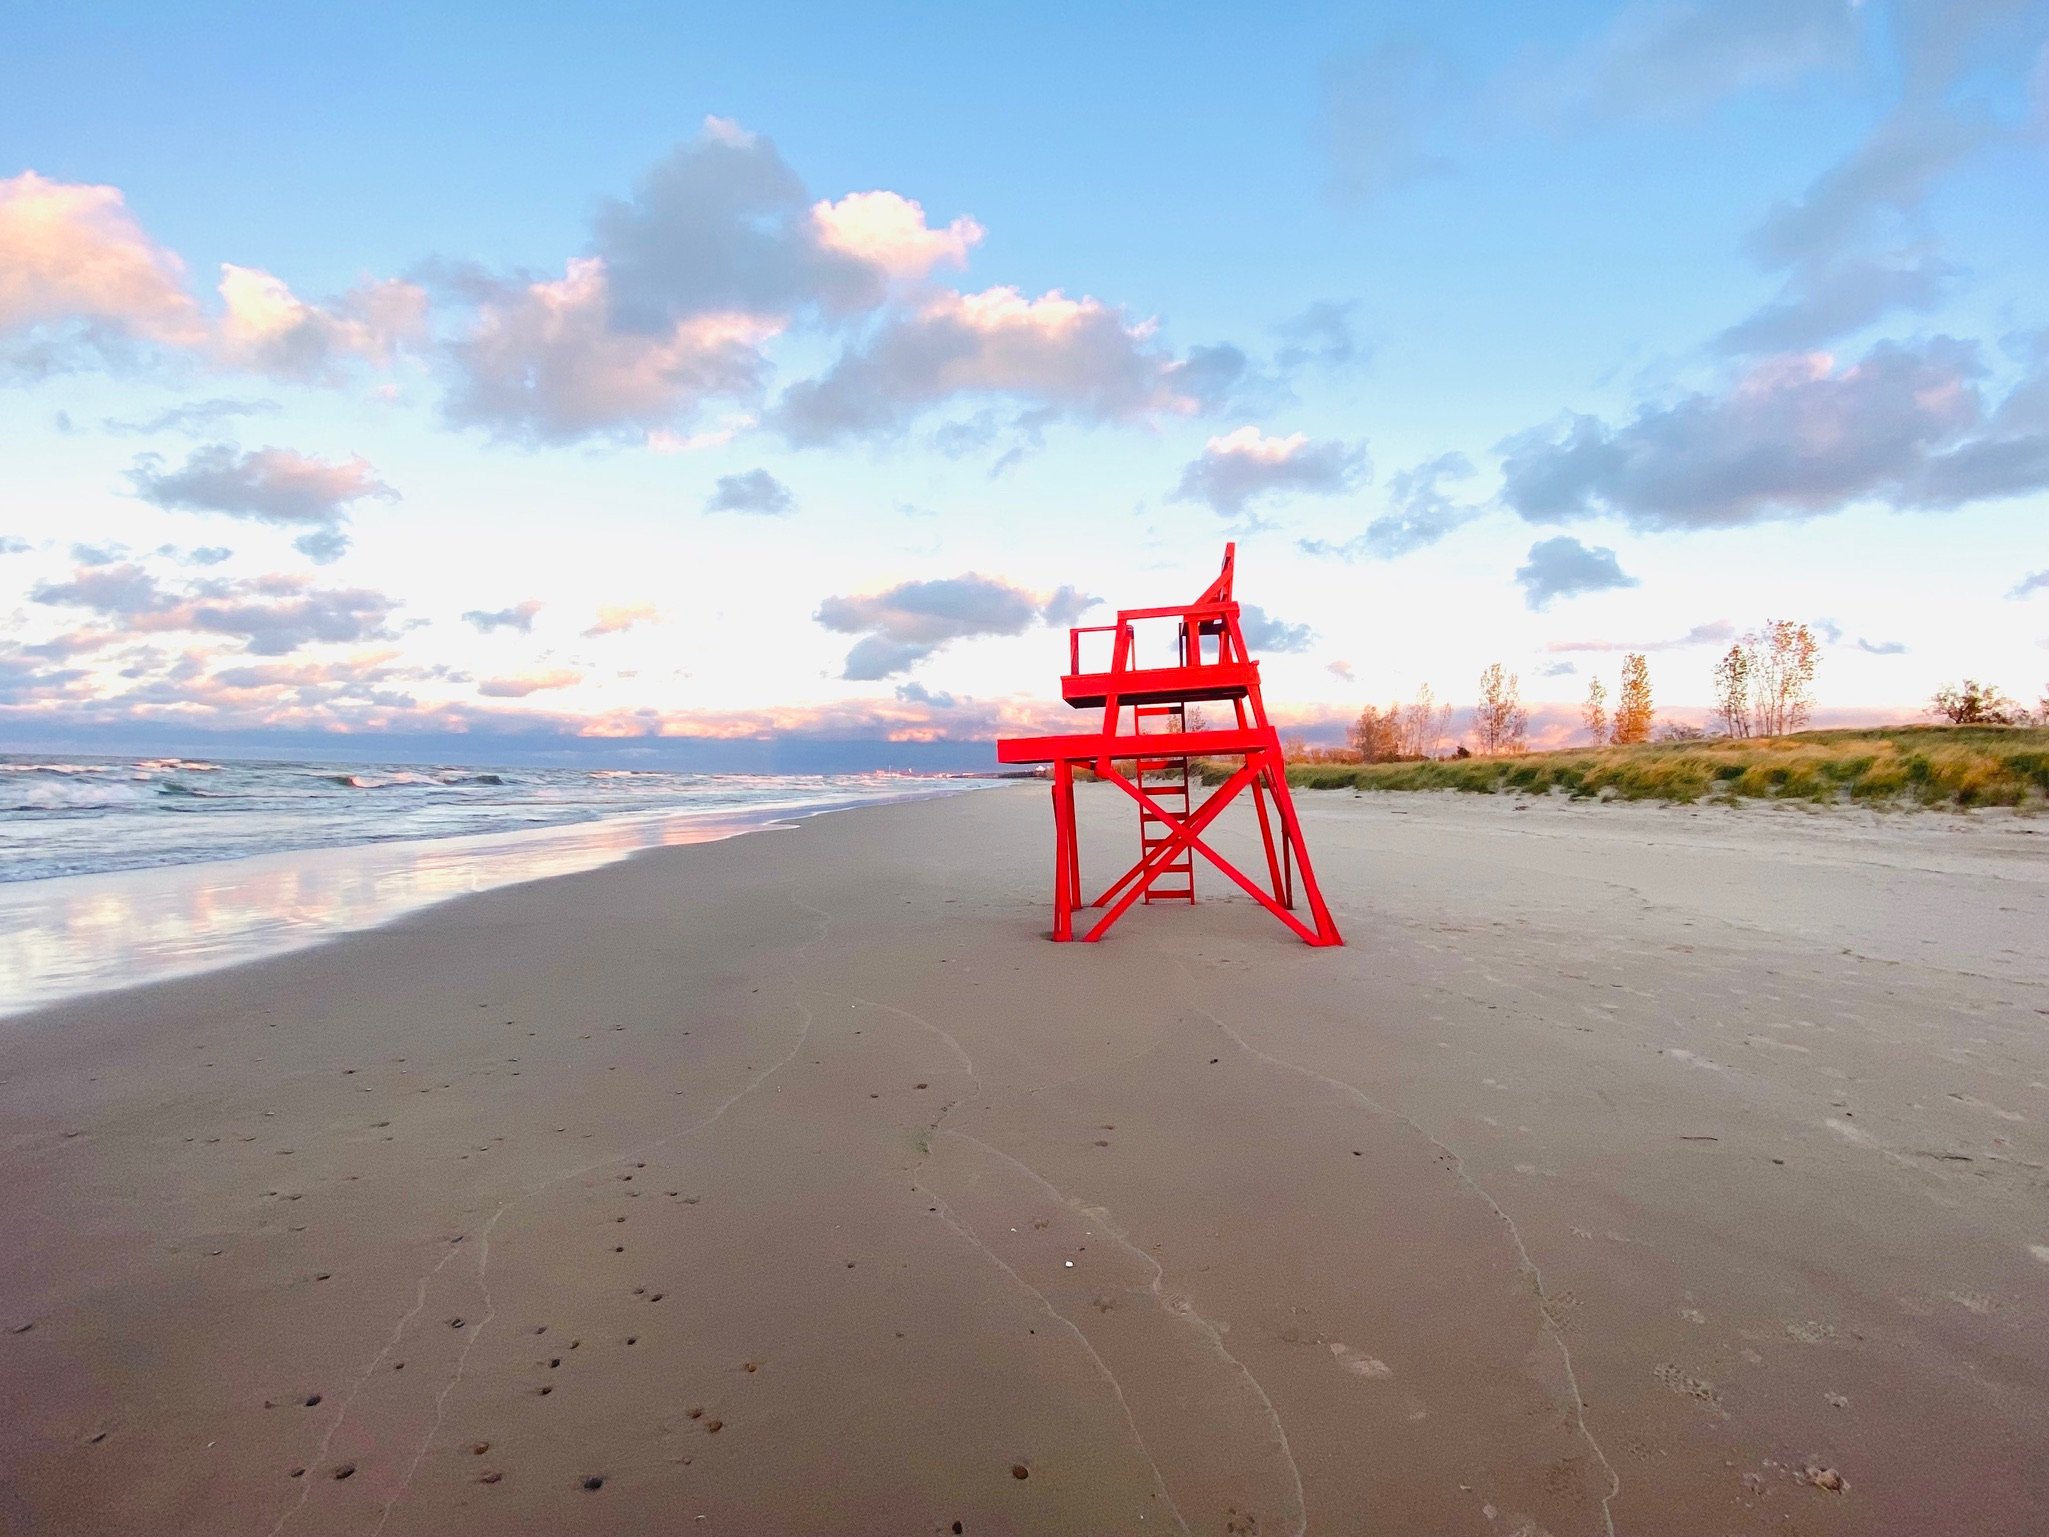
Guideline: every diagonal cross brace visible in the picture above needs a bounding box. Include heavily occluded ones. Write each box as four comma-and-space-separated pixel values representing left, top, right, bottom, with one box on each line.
1089, 761, 1254, 911
1084, 761, 1320, 944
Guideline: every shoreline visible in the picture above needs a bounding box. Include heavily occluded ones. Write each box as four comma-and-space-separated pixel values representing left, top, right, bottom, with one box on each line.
0, 782, 994, 1020
2, 786, 2043, 1534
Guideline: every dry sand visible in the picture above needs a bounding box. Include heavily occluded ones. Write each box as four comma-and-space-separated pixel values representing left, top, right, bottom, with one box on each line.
2, 785, 2046, 1536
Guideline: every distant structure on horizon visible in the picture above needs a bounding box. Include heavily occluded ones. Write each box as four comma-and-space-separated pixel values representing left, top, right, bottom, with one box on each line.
998, 544, 1342, 946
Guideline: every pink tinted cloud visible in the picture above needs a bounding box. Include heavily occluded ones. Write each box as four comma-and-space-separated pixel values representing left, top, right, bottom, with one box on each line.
0, 171, 203, 344
810, 191, 982, 277
0, 172, 424, 379
477, 669, 583, 698
582, 603, 660, 638
445, 258, 780, 444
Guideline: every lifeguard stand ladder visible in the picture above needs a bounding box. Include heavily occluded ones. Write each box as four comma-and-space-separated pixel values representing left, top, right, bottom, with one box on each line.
996, 545, 1343, 946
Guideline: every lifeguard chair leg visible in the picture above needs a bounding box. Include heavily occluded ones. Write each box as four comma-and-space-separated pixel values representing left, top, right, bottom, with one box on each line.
1248, 772, 1288, 907
1050, 762, 1077, 941
1263, 772, 1342, 945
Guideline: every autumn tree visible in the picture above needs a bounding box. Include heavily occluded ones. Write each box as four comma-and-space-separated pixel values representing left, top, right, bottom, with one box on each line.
1711, 645, 1751, 738
1747, 620, 1820, 735
1610, 653, 1654, 744
1351, 688, 1453, 761
1474, 664, 1528, 755
1581, 677, 1607, 745
1930, 680, 2024, 725
1399, 684, 1453, 760
1348, 705, 1402, 762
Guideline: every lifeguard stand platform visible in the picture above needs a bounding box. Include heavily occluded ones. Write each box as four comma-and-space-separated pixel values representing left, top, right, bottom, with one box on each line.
996, 545, 1342, 946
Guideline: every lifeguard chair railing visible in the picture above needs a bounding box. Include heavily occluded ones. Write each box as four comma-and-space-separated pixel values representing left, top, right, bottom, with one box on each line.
997, 545, 1342, 946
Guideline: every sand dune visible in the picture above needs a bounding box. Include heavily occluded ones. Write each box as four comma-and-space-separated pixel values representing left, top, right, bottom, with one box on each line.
3, 786, 2045, 1534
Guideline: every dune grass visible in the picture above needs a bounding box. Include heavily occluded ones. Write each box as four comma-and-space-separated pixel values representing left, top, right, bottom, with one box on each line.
1199, 726, 2049, 808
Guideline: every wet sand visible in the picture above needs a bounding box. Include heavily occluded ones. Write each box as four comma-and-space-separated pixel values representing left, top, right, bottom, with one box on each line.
2, 786, 2045, 1535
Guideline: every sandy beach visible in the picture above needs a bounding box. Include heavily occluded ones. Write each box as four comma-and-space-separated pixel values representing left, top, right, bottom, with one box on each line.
3, 785, 2046, 1536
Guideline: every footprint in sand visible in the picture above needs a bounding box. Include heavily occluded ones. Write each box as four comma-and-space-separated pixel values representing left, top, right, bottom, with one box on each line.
1329, 1343, 1393, 1378
1653, 1362, 1721, 1407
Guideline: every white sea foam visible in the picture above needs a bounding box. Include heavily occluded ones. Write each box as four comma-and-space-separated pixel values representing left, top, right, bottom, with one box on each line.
0, 753, 1003, 1014
1, 753, 985, 883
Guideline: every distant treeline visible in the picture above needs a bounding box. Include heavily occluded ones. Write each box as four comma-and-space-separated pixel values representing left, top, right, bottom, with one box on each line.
1201, 726, 2049, 808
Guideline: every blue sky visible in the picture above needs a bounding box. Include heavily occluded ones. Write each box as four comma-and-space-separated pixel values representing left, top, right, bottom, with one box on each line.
5, 0, 2047, 766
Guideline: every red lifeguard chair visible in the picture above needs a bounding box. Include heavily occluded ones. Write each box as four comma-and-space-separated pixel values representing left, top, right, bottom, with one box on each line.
996, 545, 1342, 946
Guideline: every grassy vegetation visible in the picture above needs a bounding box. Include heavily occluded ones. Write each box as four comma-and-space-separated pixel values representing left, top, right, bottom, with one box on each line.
1198, 726, 2049, 808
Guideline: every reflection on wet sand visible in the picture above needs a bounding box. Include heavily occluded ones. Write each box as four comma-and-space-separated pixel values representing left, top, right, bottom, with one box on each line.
2, 804, 849, 1017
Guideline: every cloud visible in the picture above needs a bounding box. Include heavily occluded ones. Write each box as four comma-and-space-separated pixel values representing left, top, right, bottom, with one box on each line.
1498, 338, 2049, 529
1299, 451, 1478, 560
1326, 660, 1355, 682
815, 573, 1078, 678
0, 171, 203, 353
159, 578, 402, 655
2009, 569, 2049, 599
0, 172, 422, 382
1714, 249, 1956, 355
1537, 660, 1578, 677
103, 397, 279, 435
214, 264, 427, 382
705, 468, 795, 516
1746, 110, 1987, 271
593, 118, 930, 328
439, 120, 987, 446
1237, 603, 1314, 653
1171, 427, 1367, 516
1515, 536, 1640, 610
129, 443, 395, 525
1166, 344, 1253, 414
774, 286, 1218, 446
208, 656, 406, 691
1546, 621, 1735, 653
292, 529, 351, 565
810, 190, 982, 278
70, 542, 125, 566
1725, 5, 2039, 280
128, 443, 396, 563
1321, 41, 1457, 203
893, 679, 958, 708
1551, 0, 1859, 119
443, 257, 780, 446
583, 603, 659, 638
1273, 301, 1365, 370
478, 669, 582, 698
31, 563, 168, 616
1854, 637, 1908, 654
462, 599, 545, 633
0, 536, 30, 555
1040, 584, 1100, 627
31, 562, 401, 654
176, 544, 234, 566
